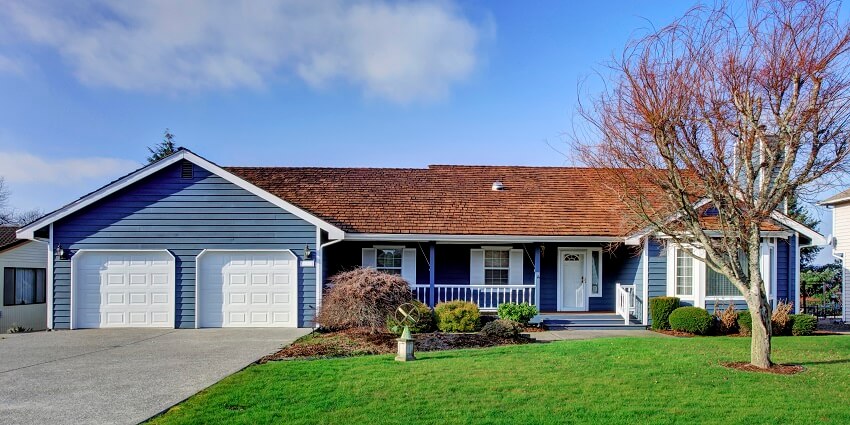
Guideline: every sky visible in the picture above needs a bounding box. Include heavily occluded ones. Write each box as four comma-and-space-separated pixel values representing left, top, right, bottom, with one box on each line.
0, 0, 844, 264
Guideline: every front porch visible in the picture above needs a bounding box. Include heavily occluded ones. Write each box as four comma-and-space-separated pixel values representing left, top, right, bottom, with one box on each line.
322, 240, 648, 326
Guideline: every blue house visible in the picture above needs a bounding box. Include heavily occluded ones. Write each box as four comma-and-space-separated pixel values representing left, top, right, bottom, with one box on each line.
16, 149, 824, 329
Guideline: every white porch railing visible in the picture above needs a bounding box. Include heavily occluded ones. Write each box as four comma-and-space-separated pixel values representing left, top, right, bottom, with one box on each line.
412, 284, 536, 311
615, 283, 636, 325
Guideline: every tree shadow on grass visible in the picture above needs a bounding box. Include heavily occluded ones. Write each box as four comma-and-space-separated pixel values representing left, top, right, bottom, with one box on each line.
800, 358, 850, 366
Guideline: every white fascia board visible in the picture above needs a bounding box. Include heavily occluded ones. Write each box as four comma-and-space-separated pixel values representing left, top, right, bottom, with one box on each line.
769, 210, 826, 246
819, 196, 850, 206
344, 233, 621, 243
16, 150, 346, 241
182, 151, 345, 239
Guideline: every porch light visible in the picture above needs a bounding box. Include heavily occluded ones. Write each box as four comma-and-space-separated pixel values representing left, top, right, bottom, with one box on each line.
304, 244, 312, 260
55, 244, 69, 260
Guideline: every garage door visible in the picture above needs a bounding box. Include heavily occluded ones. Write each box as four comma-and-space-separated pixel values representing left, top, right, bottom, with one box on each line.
197, 250, 298, 328
73, 250, 175, 328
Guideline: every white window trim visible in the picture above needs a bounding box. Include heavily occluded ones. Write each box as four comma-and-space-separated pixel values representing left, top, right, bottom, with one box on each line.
374, 245, 405, 275
482, 246, 512, 286
667, 241, 776, 306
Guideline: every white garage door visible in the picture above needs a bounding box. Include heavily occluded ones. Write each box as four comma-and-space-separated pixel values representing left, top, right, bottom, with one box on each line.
197, 250, 298, 328
73, 250, 175, 328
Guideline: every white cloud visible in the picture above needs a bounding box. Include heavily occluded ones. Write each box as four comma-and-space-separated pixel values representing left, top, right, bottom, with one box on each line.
0, 0, 488, 103
0, 54, 25, 75
0, 151, 140, 185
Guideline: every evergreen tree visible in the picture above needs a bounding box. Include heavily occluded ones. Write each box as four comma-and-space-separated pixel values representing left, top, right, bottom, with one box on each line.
147, 129, 178, 163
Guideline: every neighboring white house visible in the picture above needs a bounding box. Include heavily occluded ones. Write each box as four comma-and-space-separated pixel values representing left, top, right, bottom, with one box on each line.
820, 190, 850, 322
0, 226, 48, 332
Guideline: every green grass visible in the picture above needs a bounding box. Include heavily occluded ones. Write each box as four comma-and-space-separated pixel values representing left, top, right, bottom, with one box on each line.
150, 336, 850, 424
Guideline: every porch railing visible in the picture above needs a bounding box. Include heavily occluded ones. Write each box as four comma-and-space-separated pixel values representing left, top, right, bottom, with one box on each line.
615, 283, 636, 325
412, 284, 536, 311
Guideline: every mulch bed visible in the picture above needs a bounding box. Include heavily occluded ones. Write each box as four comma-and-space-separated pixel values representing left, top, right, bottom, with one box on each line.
259, 328, 532, 362
652, 329, 698, 337
722, 362, 805, 375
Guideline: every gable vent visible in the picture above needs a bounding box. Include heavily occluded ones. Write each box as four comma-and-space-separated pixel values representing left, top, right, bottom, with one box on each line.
181, 162, 194, 179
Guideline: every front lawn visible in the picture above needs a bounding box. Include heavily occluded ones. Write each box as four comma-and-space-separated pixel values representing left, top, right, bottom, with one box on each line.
150, 336, 850, 424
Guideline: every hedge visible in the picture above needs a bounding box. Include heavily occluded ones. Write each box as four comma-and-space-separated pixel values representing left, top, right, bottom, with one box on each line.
649, 297, 680, 330
435, 300, 481, 332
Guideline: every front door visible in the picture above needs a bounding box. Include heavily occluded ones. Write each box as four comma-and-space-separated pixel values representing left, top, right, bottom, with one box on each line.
560, 251, 587, 311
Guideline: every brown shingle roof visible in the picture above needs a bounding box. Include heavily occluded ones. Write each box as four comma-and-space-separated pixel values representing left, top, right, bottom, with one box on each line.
0, 226, 21, 250
225, 165, 675, 237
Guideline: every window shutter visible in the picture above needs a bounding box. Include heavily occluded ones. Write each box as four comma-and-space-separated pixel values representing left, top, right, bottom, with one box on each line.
402, 248, 417, 286
361, 248, 377, 268
470, 249, 484, 285
509, 249, 524, 285
3, 268, 14, 306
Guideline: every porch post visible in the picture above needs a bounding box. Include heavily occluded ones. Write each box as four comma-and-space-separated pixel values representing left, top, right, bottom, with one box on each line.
534, 245, 541, 308
429, 242, 436, 308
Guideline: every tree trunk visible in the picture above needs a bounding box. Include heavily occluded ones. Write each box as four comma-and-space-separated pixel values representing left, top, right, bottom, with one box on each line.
745, 290, 773, 368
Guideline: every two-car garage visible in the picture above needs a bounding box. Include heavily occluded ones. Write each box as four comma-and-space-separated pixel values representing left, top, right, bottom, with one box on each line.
71, 250, 298, 329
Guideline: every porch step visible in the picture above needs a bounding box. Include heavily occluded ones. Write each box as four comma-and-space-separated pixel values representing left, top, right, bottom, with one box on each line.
538, 313, 645, 330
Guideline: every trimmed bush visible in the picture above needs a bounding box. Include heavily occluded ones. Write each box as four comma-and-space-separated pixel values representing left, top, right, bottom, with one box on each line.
386, 300, 436, 334
480, 319, 524, 339
669, 306, 712, 335
737, 311, 753, 336
497, 302, 539, 325
316, 268, 412, 331
435, 300, 481, 332
649, 297, 680, 330
791, 314, 818, 336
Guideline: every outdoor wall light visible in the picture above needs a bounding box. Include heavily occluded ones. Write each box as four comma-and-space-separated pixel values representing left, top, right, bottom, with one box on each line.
304, 244, 312, 260
55, 244, 70, 260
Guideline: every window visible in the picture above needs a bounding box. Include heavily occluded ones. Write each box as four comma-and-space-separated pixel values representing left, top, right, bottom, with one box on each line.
3, 268, 46, 306
706, 268, 742, 297
589, 250, 601, 296
376, 248, 403, 275
484, 249, 510, 285
675, 249, 693, 296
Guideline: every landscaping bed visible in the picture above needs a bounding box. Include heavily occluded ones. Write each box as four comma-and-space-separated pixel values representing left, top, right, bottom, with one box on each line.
260, 328, 532, 362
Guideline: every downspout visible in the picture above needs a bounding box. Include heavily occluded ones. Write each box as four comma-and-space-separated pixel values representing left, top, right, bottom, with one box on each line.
797, 233, 818, 315
832, 251, 845, 322
316, 237, 344, 323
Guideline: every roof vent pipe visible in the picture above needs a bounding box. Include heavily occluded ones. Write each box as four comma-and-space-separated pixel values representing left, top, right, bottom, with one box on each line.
491, 181, 505, 191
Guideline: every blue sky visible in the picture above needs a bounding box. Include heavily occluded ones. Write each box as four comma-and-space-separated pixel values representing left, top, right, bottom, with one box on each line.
0, 1, 843, 263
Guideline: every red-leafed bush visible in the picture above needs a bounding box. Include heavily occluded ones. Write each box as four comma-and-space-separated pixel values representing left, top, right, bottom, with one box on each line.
316, 268, 412, 331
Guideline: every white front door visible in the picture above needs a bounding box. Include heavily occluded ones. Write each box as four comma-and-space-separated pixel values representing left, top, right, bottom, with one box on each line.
559, 251, 587, 311
73, 250, 175, 328
197, 250, 298, 328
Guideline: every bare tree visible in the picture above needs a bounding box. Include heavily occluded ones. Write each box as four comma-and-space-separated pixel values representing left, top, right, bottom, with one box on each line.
576, 0, 850, 368
0, 177, 43, 226
0, 177, 12, 225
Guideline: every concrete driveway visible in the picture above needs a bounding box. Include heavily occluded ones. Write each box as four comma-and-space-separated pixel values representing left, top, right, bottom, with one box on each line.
0, 328, 310, 425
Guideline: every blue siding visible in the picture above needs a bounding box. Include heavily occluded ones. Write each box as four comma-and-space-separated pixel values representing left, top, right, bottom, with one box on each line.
52, 161, 317, 329
646, 238, 668, 325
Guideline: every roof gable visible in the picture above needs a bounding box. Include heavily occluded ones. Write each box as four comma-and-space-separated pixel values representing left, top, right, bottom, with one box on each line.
16, 150, 344, 240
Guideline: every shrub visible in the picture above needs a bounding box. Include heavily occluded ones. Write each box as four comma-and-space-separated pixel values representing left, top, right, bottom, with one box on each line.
497, 302, 539, 325
669, 306, 712, 335
386, 300, 436, 334
737, 311, 752, 336
435, 300, 481, 332
771, 301, 794, 336
713, 303, 738, 335
791, 314, 818, 336
6, 324, 32, 334
480, 319, 524, 339
649, 297, 680, 330
316, 268, 412, 331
